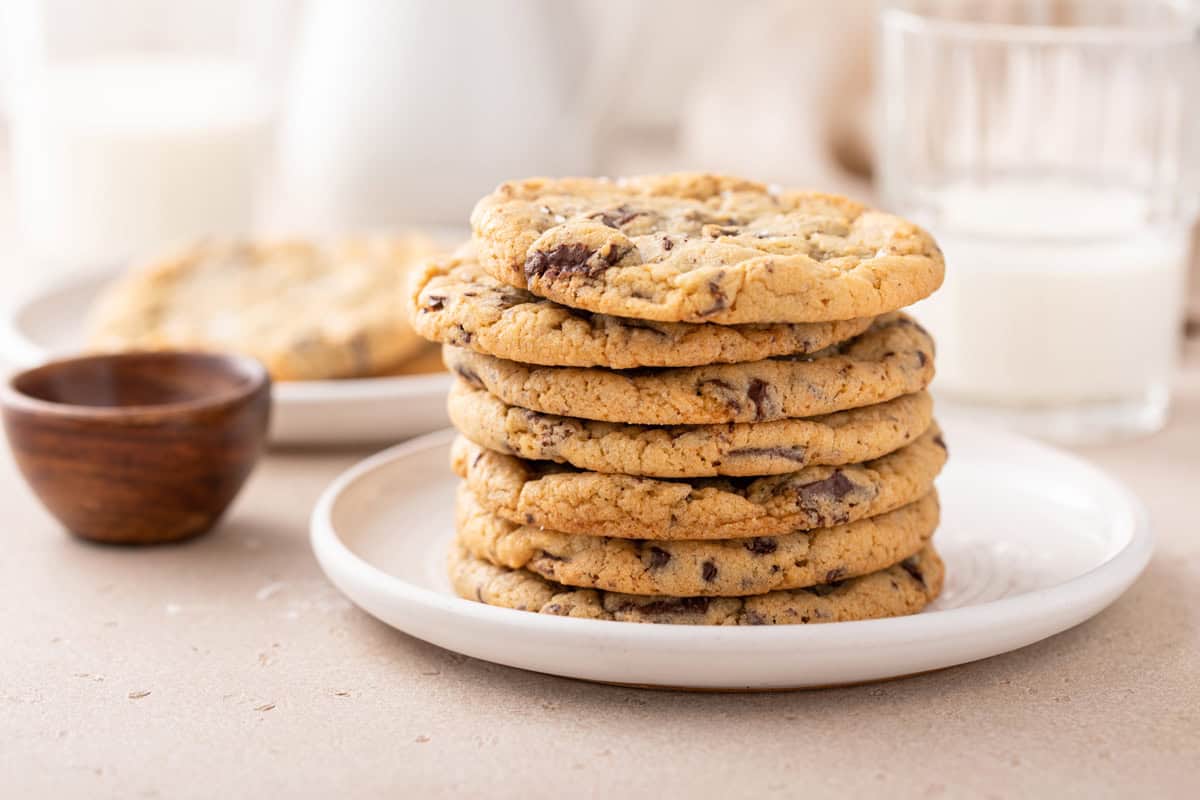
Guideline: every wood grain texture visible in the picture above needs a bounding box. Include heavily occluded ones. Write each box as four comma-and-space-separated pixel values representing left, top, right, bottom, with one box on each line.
2, 351, 270, 544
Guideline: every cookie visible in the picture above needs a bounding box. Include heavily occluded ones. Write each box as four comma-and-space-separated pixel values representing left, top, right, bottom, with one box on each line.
409, 251, 873, 368
449, 542, 944, 625
456, 483, 939, 597
449, 380, 934, 477
470, 173, 944, 324
444, 313, 934, 425
89, 236, 440, 381
451, 425, 947, 539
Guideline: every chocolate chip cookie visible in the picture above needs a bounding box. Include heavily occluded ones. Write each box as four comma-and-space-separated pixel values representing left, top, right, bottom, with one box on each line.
410, 250, 873, 368
470, 173, 944, 324
451, 426, 947, 539
449, 542, 944, 624
444, 313, 934, 425
449, 380, 934, 477
456, 483, 939, 597
89, 236, 440, 381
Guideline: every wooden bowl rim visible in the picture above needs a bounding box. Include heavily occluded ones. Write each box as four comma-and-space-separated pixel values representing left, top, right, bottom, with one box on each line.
2, 350, 270, 421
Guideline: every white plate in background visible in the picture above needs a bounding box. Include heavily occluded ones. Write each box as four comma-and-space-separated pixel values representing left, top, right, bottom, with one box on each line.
310, 420, 1152, 690
0, 272, 451, 446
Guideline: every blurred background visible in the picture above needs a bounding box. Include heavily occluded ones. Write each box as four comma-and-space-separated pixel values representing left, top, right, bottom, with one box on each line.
0, 0, 1196, 441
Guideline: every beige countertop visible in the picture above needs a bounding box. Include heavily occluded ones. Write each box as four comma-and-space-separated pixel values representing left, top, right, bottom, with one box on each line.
1, 337, 1197, 799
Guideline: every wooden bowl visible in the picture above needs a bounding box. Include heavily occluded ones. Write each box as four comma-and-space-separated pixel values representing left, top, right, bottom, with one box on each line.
2, 351, 271, 544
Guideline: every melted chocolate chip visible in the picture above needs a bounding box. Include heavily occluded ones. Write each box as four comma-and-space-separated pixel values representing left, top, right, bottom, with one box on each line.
537, 551, 568, 563
525, 243, 599, 281
743, 537, 778, 555
900, 557, 926, 587
916, 350, 928, 367
701, 561, 718, 582
646, 547, 671, 570
661, 236, 674, 251
824, 567, 847, 583
747, 378, 771, 421
796, 471, 857, 503
591, 205, 643, 229
423, 294, 446, 312
933, 434, 948, 453
728, 446, 807, 463
743, 610, 768, 625
803, 582, 842, 597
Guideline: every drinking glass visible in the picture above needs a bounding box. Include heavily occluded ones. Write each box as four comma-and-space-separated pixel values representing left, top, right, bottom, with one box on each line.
877, 0, 1199, 443
3, 0, 293, 275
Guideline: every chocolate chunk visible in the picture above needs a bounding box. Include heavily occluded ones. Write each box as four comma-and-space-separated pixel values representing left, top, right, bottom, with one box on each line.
646, 547, 671, 570
743, 537, 778, 555
728, 446, 807, 463
661, 236, 674, 251
743, 610, 768, 625
524, 513, 535, 524
526, 243, 599, 281
423, 294, 446, 312
591, 205, 642, 229
900, 557, 926, 587
933, 434, 948, 453
701, 561, 718, 582
451, 324, 473, 345
747, 378, 772, 420
803, 583, 840, 597
796, 471, 857, 503
916, 350, 928, 367
824, 567, 846, 583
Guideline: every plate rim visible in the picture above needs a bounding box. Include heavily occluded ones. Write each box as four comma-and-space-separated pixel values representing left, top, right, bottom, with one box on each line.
310, 422, 1154, 650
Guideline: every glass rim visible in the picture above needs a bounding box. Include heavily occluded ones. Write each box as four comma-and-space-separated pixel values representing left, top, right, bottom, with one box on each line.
880, 4, 1198, 46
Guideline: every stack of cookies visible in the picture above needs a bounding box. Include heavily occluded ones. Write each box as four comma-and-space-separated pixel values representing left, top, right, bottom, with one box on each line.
410, 174, 948, 625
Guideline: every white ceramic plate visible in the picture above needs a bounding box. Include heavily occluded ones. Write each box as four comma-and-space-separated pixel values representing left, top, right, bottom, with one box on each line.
0, 272, 451, 446
310, 419, 1152, 690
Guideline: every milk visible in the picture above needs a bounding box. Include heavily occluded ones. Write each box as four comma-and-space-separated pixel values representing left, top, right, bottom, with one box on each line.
911, 180, 1189, 407
10, 56, 271, 267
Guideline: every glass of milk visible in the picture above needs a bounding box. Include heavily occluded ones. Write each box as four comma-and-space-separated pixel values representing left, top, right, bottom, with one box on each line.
878, 0, 1199, 443
3, 0, 292, 275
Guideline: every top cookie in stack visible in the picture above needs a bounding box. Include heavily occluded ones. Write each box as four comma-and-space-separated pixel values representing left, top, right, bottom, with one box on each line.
410, 173, 948, 625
